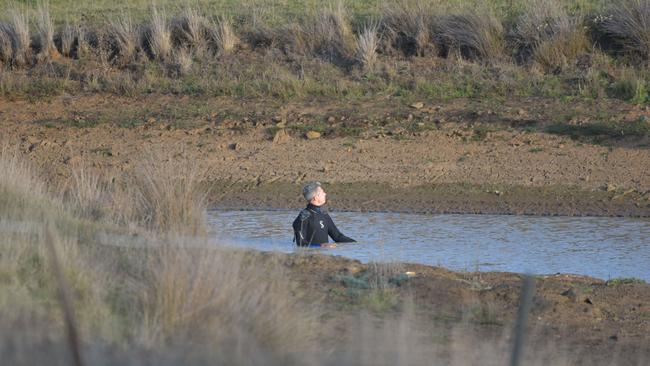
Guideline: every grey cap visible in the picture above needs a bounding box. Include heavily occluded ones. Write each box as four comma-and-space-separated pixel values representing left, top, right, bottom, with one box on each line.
302, 181, 322, 201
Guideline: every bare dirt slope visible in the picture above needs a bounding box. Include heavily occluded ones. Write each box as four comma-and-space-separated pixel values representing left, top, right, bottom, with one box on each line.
1, 94, 649, 215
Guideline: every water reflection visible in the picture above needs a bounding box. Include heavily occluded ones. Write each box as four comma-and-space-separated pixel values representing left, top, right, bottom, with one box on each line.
207, 210, 650, 281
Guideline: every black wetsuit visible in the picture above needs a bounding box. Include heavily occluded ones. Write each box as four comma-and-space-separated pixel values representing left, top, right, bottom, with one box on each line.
292, 204, 356, 246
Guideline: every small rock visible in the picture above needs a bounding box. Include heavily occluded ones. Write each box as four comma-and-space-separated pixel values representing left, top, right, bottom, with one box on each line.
410, 102, 424, 109
606, 183, 617, 192
517, 108, 527, 116
228, 143, 240, 150
146, 117, 156, 124
327, 116, 336, 123
272, 116, 284, 123
305, 131, 321, 140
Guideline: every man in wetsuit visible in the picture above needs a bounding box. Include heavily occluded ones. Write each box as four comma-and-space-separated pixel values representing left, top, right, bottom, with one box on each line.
292, 182, 356, 248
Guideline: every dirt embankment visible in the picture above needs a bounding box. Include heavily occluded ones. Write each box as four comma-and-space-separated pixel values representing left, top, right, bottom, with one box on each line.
277, 251, 650, 365
1, 94, 649, 216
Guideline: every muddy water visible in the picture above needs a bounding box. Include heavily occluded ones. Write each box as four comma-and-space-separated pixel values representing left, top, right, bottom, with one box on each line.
207, 210, 650, 281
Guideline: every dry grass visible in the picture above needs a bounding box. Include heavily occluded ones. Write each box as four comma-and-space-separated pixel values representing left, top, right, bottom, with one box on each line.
122, 153, 209, 236
0, 23, 12, 65
109, 14, 139, 64
598, 0, 650, 62
64, 165, 110, 221
173, 6, 207, 52
510, 0, 589, 72
291, 2, 355, 63
59, 22, 75, 57
209, 16, 238, 54
356, 22, 379, 70
381, 0, 439, 56
437, 9, 504, 62
6, 7, 30, 66
171, 47, 193, 75
147, 5, 172, 61
36, 2, 57, 60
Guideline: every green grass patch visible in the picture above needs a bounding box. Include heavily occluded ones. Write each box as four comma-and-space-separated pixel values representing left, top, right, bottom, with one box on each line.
606, 277, 646, 286
545, 119, 650, 140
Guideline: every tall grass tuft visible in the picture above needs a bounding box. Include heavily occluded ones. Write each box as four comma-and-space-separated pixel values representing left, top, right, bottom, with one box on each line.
109, 14, 139, 64
124, 154, 209, 236
292, 2, 355, 63
510, 0, 589, 72
60, 22, 75, 57
598, 0, 650, 63
171, 47, 193, 76
173, 6, 207, 53
356, 23, 379, 70
147, 6, 172, 61
64, 165, 110, 221
209, 17, 238, 55
437, 10, 504, 62
382, 0, 439, 56
0, 23, 13, 65
6, 7, 31, 66
36, 2, 57, 60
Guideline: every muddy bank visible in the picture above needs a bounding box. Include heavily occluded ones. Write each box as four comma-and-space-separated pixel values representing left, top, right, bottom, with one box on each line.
264, 250, 650, 365
210, 181, 650, 217
1, 94, 649, 216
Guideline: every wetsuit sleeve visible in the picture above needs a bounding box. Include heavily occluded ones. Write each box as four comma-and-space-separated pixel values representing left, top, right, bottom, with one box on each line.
325, 214, 355, 243
292, 211, 311, 246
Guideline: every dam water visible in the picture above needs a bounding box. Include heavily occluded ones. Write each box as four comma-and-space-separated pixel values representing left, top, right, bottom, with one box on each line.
207, 210, 650, 281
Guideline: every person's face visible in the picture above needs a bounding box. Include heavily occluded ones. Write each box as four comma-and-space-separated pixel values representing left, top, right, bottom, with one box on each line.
311, 186, 327, 206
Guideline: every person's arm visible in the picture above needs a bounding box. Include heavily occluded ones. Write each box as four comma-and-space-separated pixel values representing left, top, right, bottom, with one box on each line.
326, 214, 355, 243
292, 211, 311, 246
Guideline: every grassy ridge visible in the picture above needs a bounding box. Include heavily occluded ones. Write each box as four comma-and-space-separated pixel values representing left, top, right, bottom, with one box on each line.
0, 0, 648, 105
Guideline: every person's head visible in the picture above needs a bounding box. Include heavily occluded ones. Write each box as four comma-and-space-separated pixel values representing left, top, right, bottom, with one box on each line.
302, 181, 327, 206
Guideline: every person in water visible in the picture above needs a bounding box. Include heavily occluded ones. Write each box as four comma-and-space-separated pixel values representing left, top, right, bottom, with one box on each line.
293, 182, 356, 248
